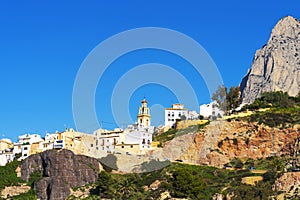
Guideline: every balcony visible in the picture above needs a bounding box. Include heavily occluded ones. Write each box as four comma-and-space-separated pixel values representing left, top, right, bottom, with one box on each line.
54, 140, 64, 149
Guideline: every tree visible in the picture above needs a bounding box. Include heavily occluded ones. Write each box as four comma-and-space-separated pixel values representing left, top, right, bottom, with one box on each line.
212, 85, 241, 112
226, 86, 241, 111
180, 115, 187, 121
296, 91, 300, 104
198, 115, 204, 120
212, 85, 227, 111
97, 171, 115, 198
230, 158, 243, 169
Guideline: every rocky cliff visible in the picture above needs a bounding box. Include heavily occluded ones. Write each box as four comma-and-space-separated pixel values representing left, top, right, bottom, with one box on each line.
150, 120, 300, 168
240, 16, 300, 104
21, 149, 101, 200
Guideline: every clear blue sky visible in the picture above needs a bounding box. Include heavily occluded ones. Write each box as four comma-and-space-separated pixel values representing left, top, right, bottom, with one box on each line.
0, 1, 299, 141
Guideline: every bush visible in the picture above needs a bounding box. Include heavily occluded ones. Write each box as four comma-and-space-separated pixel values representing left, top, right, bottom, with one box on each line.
218, 141, 223, 148
232, 138, 238, 145
230, 158, 243, 169
198, 115, 204, 120
0, 160, 24, 190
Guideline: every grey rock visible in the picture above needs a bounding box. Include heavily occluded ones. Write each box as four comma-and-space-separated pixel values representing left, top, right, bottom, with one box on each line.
21, 149, 101, 200
241, 16, 300, 104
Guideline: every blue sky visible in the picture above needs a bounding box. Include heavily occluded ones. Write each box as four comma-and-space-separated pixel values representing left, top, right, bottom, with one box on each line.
0, 1, 299, 141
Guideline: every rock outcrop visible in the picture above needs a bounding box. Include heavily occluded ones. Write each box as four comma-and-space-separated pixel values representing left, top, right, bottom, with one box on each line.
274, 172, 300, 192
150, 120, 300, 168
273, 172, 300, 199
240, 16, 300, 104
1, 185, 31, 199
21, 149, 101, 200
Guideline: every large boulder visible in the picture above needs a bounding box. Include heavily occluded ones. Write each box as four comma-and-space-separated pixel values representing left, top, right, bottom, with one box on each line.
21, 149, 101, 200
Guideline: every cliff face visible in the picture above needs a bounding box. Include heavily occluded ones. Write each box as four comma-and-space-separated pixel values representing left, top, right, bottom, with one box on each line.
152, 121, 300, 168
21, 149, 101, 200
240, 16, 300, 104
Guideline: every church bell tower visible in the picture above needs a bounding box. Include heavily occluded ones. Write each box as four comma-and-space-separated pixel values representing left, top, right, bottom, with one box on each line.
137, 98, 151, 127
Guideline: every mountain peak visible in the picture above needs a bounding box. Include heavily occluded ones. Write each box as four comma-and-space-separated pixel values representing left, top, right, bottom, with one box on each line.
240, 16, 300, 104
269, 15, 300, 40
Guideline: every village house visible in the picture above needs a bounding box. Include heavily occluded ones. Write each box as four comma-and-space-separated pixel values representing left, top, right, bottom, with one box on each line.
0, 138, 14, 166
165, 104, 188, 129
164, 104, 199, 129
199, 101, 224, 119
15, 133, 44, 160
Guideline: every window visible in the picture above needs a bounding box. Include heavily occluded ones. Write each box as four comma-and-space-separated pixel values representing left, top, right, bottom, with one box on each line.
24, 147, 28, 150
130, 145, 133, 148
122, 146, 124, 148
91, 144, 93, 147
24, 154, 27, 157
142, 139, 146, 144
168, 119, 171, 121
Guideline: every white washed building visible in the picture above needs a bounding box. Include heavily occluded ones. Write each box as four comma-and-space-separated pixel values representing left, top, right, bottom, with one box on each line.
199, 101, 224, 119
165, 104, 188, 129
93, 128, 123, 153
0, 138, 15, 166
16, 134, 44, 160
188, 110, 199, 120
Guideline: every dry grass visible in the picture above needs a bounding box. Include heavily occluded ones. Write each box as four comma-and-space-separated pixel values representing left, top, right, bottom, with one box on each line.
242, 176, 263, 185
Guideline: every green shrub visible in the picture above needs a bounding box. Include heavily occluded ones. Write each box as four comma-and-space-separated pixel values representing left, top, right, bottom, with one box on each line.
230, 158, 243, 169
0, 160, 24, 190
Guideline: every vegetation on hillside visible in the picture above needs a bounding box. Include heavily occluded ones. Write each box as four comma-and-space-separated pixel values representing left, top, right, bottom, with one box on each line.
0, 160, 23, 191
66, 157, 286, 200
242, 91, 300, 128
0, 160, 39, 199
0, 156, 288, 199
153, 121, 210, 146
243, 91, 300, 110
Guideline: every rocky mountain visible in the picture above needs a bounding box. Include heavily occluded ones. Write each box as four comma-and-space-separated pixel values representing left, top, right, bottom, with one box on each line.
21, 149, 101, 200
240, 16, 300, 104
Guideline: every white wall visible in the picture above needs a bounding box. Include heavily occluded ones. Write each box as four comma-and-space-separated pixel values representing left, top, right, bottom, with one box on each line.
200, 101, 224, 118
165, 109, 188, 129
0, 153, 14, 166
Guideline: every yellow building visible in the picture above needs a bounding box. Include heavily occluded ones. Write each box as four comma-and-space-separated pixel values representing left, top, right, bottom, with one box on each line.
137, 98, 151, 127
29, 142, 44, 155
0, 139, 13, 151
56, 128, 97, 157
115, 143, 141, 155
